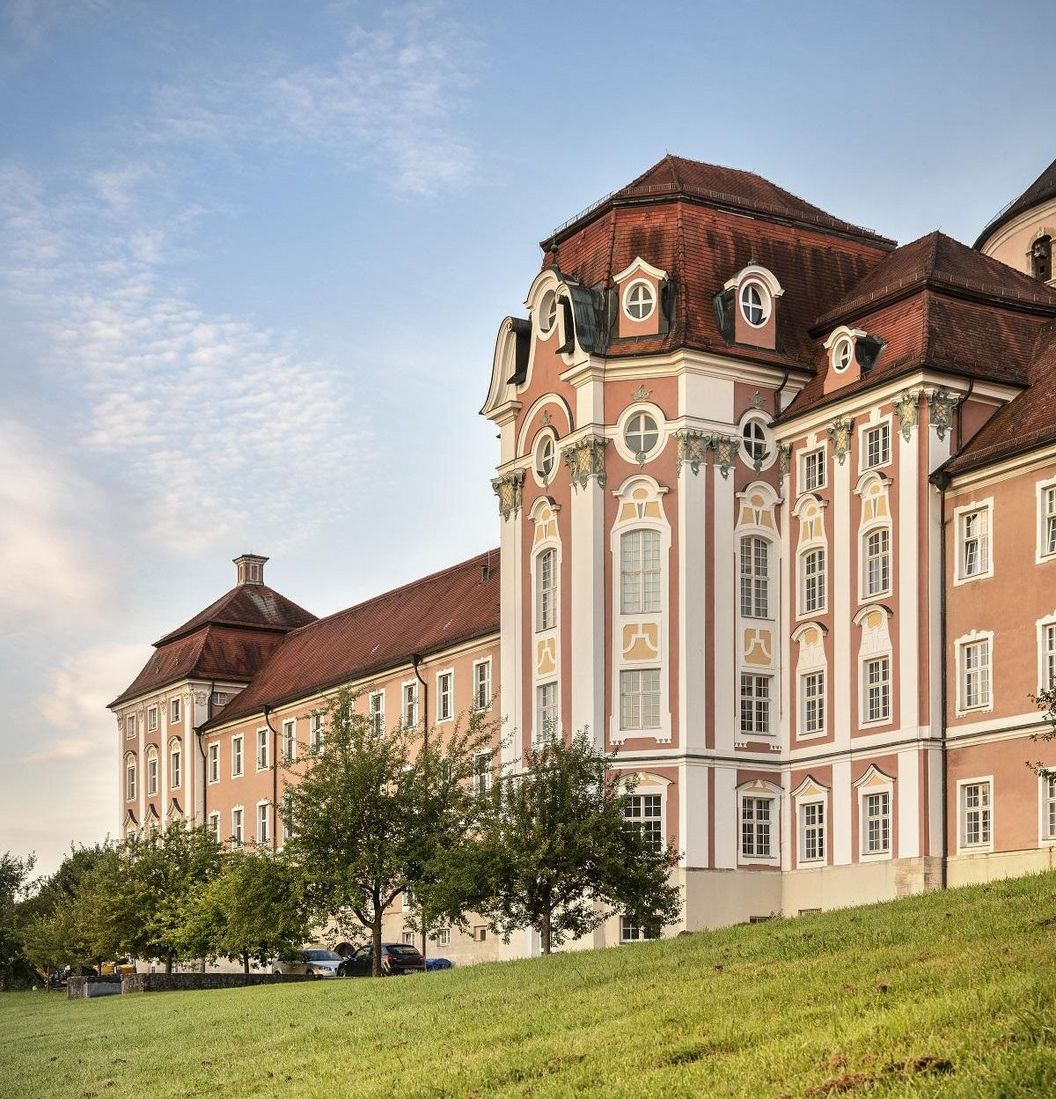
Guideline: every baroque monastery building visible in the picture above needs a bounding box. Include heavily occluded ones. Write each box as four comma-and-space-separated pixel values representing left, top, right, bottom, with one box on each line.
111, 154, 1056, 961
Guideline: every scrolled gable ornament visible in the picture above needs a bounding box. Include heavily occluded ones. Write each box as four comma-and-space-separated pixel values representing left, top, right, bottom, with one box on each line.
827, 417, 853, 465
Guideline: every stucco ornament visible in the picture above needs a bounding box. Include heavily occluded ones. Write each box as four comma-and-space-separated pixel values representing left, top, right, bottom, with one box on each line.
491, 470, 526, 520
562, 435, 608, 491
926, 388, 958, 441
893, 390, 920, 442
675, 430, 710, 476
631, 384, 652, 401
777, 442, 792, 482
827, 417, 853, 465
711, 434, 740, 479
191, 688, 210, 707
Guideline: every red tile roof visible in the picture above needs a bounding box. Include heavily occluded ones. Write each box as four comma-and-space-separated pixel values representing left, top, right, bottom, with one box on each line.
975, 155, 1056, 249
203, 549, 501, 729
156, 584, 316, 645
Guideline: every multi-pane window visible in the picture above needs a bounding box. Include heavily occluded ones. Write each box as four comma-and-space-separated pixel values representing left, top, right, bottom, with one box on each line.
739, 536, 770, 618
257, 803, 269, 846
742, 418, 770, 464
621, 530, 662, 613
801, 548, 826, 613
437, 672, 454, 722
310, 713, 325, 749
146, 751, 158, 795
402, 684, 418, 729
1044, 776, 1056, 841
232, 735, 243, 777
961, 639, 991, 710
800, 802, 825, 862
620, 917, 660, 943
959, 508, 990, 578
433, 927, 451, 947
536, 681, 558, 742
1044, 486, 1056, 557
864, 656, 891, 723
619, 669, 661, 732
537, 548, 557, 630
739, 674, 771, 736
960, 781, 992, 848
472, 751, 491, 797
369, 692, 385, 736
283, 719, 296, 761
741, 796, 773, 858
170, 742, 181, 789
863, 791, 891, 854
863, 423, 890, 469
208, 812, 220, 842
624, 411, 659, 456
231, 807, 244, 848
801, 671, 825, 736
624, 282, 655, 322
257, 728, 269, 770
1044, 624, 1056, 691
126, 715, 137, 739
624, 794, 663, 853
208, 743, 220, 784
401, 930, 415, 946
125, 758, 136, 801
863, 528, 890, 596
802, 448, 826, 491
147, 707, 158, 732
473, 661, 492, 710
170, 698, 181, 724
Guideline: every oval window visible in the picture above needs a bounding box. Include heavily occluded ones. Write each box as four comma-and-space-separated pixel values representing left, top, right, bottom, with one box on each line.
739, 281, 770, 327
832, 337, 854, 373
623, 281, 655, 322
624, 411, 660, 458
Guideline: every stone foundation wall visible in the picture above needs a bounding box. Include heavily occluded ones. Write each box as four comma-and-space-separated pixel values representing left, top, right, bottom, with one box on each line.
121, 972, 314, 993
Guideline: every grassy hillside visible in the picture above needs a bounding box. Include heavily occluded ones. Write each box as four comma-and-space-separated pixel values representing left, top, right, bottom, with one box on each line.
4, 873, 1056, 1098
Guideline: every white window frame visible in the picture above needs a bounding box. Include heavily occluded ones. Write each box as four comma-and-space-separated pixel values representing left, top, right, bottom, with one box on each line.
861, 654, 892, 727
859, 418, 892, 473
207, 742, 220, 784
169, 739, 181, 790
231, 806, 244, 848
170, 698, 181, 724
860, 525, 891, 600
619, 668, 661, 733
799, 546, 827, 616
368, 690, 385, 735
535, 547, 557, 631
739, 673, 773, 737
953, 499, 994, 585
472, 750, 492, 797
797, 797, 826, 867
621, 528, 662, 614
231, 734, 244, 778
1040, 773, 1056, 846
859, 788, 892, 860
620, 916, 660, 943
436, 669, 454, 723
126, 714, 137, 740
614, 404, 666, 464
622, 279, 656, 322
401, 682, 419, 729
146, 747, 158, 796
256, 727, 269, 771
310, 712, 325, 750
535, 681, 558, 744
256, 801, 270, 846
282, 718, 296, 761
738, 789, 779, 864
472, 659, 492, 711
432, 927, 452, 947
1038, 615, 1056, 693
623, 790, 664, 854
1037, 477, 1056, 564
147, 706, 158, 732
739, 411, 775, 471
957, 777, 993, 853
800, 669, 826, 739
208, 811, 221, 843
955, 631, 994, 715
799, 446, 826, 494
125, 755, 136, 802
738, 278, 771, 328
739, 535, 771, 619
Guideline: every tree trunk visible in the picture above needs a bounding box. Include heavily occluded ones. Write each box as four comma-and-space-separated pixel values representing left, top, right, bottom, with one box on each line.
165, 954, 173, 975
371, 914, 383, 978
541, 908, 552, 955
242, 951, 250, 977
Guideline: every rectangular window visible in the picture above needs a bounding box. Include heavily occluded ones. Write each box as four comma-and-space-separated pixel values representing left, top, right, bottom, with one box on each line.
256, 728, 269, 770
433, 927, 451, 947
147, 707, 158, 732
170, 744, 181, 789
310, 713, 325, 749
801, 548, 826, 613
257, 803, 269, 846
1045, 486, 1056, 557
1045, 776, 1056, 842
147, 755, 158, 795
473, 750, 491, 797
739, 674, 771, 736
623, 793, 663, 853
536, 681, 558, 742
621, 530, 662, 614
232, 735, 243, 777
212, 691, 229, 707
863, 423, 890, 469
368, 691, 385, 736
208, 812, 220, 842
208, 743, 220, 784
126, 715, 137, 740
864, 656, 891, 723
863, 791, 891, 854
619, 668, 661, 731
231, 807, 244, 848
960, 781, 992, 848
863, 528, 890, 596
125, 761, 136, 801
1044, 624, 1056, 691
473, 661, 492, 710
800, 801, 825, 863
741, 797, 773, 858
959, 508, 990, 578
802, 448, 826, 491
961, 639, 991, 710
739, 536, 770, 618
402, 683, 418, 728
437, 671, 453, 722
170, 698, 181, 724
801, 671, 825, 736
620, 917, 660, 943
401, 930, 415, 946
282, 719, 296, 761
537, 548, 557, 630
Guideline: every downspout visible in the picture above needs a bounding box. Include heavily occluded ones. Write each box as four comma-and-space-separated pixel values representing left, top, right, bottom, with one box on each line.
935, 471, 949, 890
411, 653, 429, 964
773, 367, 792, 420
263, 703, 279, 853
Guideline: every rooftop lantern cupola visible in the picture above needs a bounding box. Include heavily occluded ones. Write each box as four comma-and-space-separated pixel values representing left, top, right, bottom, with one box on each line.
234, 553, 268, 586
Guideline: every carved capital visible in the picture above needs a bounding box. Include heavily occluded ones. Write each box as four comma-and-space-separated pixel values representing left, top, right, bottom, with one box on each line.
561, 436, 608, 491
675, 430, 710, 476
491, 470, 526, 520
926, 388, 958, 441
711, 434, 739, 479
892, 390, 920, 442
827, 417, 853, 465
190, 688, 209, 707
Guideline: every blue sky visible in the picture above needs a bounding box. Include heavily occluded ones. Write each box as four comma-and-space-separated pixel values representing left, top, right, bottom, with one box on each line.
2, 0, 1054, 874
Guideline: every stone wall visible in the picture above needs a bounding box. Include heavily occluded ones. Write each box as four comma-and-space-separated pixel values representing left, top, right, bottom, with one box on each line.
67, 976, 122, 999
121, 972, 314, 993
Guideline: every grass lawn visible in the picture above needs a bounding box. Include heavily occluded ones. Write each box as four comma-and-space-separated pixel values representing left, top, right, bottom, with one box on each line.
4, 873, 1056, 1098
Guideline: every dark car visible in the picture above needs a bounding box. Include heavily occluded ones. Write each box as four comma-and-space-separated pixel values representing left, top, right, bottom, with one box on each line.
338, 943, 426, 977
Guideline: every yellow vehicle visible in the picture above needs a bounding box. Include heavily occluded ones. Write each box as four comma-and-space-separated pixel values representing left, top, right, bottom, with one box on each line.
99, 959, 137, 976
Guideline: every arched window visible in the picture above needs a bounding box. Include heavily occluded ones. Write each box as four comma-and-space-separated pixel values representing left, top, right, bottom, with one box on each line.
536, 548, 557, 631
169, 738, 182, 790
146, 746, 159, 796
802, 548, 826, 614
1032, 235, 1052, 282
862, 527, 890, 597
125, 754, 137, 802
739, 536, 771, 618
621, 530, 661, 613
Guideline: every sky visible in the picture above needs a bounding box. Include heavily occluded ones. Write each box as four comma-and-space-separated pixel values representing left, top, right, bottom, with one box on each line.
2, 0, 1054, 876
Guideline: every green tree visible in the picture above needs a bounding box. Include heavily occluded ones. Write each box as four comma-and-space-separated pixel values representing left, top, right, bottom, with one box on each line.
431, 733, 681, 955
179, 849, 310, 975
0, 852, 35, 989
1029, 687, 1056, 780
282, 688, 495, 977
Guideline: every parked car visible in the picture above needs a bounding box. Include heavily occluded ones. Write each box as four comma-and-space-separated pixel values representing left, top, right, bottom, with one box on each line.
274, 948, 345, 978
425, 957, 454, 971
338, 943, 426, 977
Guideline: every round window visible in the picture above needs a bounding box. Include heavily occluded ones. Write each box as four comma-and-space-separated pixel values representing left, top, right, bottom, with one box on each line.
539, 290, 558, 335
832, 336, 854, 373
624, 411, 660, 458
741, 418, 771, 466
739, 281, 770, 327
623, 281, 656, 322
536, 432, 557, 482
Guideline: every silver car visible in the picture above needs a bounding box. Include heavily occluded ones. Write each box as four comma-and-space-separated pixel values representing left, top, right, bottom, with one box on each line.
274, 948, 344, 978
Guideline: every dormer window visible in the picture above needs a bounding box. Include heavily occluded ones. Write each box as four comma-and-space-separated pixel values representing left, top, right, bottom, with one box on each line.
1032, 235, 1052, 282
822, 326, 869, 395
723, 265, 783, 350
539, 289, 558, 336
623, 281, 655, 322
832, 336, 853, 373
739, 281, 771, 327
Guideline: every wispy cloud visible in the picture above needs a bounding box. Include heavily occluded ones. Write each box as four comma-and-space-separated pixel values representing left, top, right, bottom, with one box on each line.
2, 0, 108, 49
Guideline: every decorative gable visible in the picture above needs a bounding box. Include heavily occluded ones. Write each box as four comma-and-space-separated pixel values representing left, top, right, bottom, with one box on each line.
723, 265, 783, 350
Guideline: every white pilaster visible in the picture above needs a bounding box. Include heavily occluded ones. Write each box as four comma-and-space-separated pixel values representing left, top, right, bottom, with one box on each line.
898, 425, 920, 734
570, 478, 605, 746
500, 508, 523, 771
833, 454, 851, 747
679, 466, 707, 751
832, 757, 852, 865
897, 748, 921, 858
713, 765, 737, 869
712, 467, 735, 751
